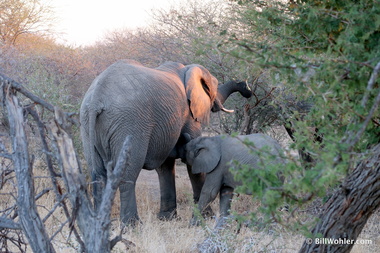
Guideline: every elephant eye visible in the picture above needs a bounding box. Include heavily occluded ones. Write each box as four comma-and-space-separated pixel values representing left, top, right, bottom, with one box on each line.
194, 148, 203, 157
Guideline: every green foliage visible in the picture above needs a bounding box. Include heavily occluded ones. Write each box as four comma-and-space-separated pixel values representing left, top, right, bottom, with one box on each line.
225, 0, 380, 230
231, 141, 286, 224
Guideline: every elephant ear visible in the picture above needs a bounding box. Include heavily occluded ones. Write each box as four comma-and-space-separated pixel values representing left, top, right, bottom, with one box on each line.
191, 139, 221, 174
184, 65, 218, 124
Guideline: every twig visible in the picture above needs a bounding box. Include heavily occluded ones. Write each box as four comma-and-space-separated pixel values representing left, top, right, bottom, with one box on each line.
249, 87, 277, 109
361, 61, 380, 108
0, 217, 21, 230
110, 235, 136, 250
0, 152, 12, 159
42, 193, 68, 223
26, 107, 60, 177
49, 219, 69, 241
35, 188, 52, 201
333, 60, 380, 168
348, 88, 380, 148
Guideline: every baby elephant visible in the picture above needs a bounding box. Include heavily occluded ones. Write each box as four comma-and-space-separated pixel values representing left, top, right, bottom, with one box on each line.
185, 133, 285, 226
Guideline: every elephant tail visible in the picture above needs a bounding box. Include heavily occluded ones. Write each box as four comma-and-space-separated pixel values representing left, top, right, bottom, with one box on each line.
88, 106, 97, 175
88, 105, 105, 175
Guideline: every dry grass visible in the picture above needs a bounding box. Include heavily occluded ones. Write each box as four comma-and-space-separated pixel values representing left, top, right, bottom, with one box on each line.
110, 165, 380, 253
1, 160, 379, 252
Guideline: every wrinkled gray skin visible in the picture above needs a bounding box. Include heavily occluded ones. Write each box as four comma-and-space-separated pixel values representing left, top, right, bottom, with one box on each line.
185, 134, 285, 226
80, 59, 252, 225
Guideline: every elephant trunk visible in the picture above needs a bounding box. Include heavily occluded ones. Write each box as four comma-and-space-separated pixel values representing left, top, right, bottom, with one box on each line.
211, 81, 252, 112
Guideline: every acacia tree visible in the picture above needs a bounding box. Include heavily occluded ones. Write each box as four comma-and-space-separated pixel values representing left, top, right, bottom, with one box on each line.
216, 0, 380, 252
0, 0, 54, 45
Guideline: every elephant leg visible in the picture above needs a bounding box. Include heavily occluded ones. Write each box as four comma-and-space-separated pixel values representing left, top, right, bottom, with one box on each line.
186, 164, 204, 202
156, 158, 177, 220
190, 177, 221, 226
186, 165, 214, 217
219, 185, 234, 217
119, 171, 141, 226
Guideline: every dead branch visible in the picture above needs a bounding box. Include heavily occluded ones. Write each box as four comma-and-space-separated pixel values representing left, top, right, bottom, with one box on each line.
0, 74, 54, 112
0, 218, 21, 230
0, 73, 78, 126
249, 86, 277, 109
3, 80, 56, 253
346, 86, 380, 149
361, 61, 380, 107
50, 113, 133, 252
0, 227, 27, 253
27, 106, 85, 250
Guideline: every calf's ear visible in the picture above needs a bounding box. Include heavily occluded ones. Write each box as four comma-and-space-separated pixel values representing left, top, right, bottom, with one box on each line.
191, 144, 221, 174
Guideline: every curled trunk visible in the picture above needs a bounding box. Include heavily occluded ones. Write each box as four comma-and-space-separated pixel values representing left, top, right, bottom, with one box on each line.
212, 80, 252, 111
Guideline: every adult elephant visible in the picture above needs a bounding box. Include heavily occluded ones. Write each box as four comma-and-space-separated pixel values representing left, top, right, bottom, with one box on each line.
80, 59, 252, 225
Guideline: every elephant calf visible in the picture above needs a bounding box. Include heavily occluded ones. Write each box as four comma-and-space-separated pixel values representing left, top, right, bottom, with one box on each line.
185, 133, 285, 226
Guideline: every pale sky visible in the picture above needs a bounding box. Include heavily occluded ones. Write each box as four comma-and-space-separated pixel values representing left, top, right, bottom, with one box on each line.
51, 0, 173, 46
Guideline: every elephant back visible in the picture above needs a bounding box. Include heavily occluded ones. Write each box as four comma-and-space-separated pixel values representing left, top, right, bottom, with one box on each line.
81, 59, 189, 170
221, 134, 285, 169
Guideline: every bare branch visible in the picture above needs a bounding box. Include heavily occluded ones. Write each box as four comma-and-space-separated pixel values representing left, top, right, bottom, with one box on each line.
42, 193, 68, 223
361, 61, 380, 108
0, 0, 55, 45
0, 73, 54, 111
344, 61, 380, 150
50, 110, 133, 252
3, 80, 56, 253
349, 88, 380, 148
0, 74, 78, 126
27, 106, 85, 250
49, 219, 69, 242
0, 217, 21, 230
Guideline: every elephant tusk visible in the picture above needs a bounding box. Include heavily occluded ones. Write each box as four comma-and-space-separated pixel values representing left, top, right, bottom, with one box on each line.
221, 107, 234, 113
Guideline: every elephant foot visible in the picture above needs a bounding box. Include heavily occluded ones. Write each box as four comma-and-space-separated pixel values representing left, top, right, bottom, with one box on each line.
157, 209, 177, 221
189, 208, 216, 227
121, 214, 141, 227
202, 206, 215, 218
189, 216, 203, 227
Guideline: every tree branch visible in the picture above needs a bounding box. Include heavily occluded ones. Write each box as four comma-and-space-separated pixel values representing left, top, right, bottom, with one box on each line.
50, 112, 133, 252
0, 73, 78, 126
3, 79, 56, 253
344, 61, 380, 150
27, 106, 85, 250
0, 217, 21, 230
361, 61, 380, 108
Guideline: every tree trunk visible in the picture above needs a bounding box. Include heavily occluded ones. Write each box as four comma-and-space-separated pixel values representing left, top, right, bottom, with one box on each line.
4, 84, 56, 253
299, 144, 380, 252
